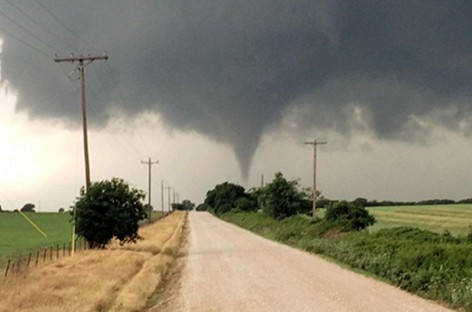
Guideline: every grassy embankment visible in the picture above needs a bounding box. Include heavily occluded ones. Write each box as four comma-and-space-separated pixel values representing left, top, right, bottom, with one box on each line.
0, 211, 164, 267
0, 210, 186, 312
218, 205, 472, 311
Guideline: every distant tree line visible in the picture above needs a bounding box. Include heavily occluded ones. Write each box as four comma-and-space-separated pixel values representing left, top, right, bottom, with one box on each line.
171, 199, 196, 211
200, 174, 312, 219
317, 197, 472, 209
202, 172, 375, 231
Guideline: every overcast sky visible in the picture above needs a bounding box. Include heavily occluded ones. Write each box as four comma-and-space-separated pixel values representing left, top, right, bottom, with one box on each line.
1, 1, 472, 211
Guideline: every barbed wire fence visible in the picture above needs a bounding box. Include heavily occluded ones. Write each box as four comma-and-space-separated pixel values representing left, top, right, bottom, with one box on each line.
2, 211, 173, 280
3, 237, 88, 279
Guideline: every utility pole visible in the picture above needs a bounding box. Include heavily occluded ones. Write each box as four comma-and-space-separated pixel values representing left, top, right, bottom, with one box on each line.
55, 53, 108, 257
141, 157, 158, 223
167, 186, 172, 211
54, 53, 108, 192
161, 180, 164, 213
304, 139, 327, 217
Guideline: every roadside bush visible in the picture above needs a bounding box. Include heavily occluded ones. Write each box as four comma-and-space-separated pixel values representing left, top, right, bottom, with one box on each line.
315, 227, 472, 309
235, 197, 257, 212
204, 182, 257, 214
260, 172, 311, 219
325, 201, 376, 231
74, 178, 147, 248
195, 203, 208, 211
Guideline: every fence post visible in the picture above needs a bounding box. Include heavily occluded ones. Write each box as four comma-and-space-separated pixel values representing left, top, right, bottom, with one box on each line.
63, 243, 66, 257
35, 251, 40, 267
49, 246, 53, 261
56, 244, 59, 259
43, 249, 47, 262
27, 253, 32, 268
4, 259, 11, 278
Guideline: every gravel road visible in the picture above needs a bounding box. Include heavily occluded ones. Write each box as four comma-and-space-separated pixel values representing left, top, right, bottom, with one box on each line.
165, 212, 453, 311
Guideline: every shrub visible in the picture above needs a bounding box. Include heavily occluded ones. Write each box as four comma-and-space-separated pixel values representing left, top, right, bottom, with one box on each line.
204, 182, 257, 214
260, 172, 311, 219
74, 178, 147, 248
195, 203, 208, 211
325, 201, 376, 231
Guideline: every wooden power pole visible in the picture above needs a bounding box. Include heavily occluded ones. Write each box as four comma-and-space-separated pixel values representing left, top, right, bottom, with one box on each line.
161, 180, 165, 213
54, 53, 108, 192
55, 53, 108, 257
304, 139, 327, 217
141, 157, 159, 223
167, 186, 172, 211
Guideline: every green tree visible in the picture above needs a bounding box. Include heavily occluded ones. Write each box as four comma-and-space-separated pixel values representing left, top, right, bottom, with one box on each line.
74, 178, 147, 248
260, 172, 311, 219
181, 199, 196, 211
20, 203, 35, 212
171, 203, 184, 210
205, 182, 257, 214
352, 197, 368, 208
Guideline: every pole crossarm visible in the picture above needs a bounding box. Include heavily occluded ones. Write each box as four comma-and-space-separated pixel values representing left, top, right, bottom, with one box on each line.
54, 54, 108, 63
304, 139, 327, 217
304, 140, 327, 146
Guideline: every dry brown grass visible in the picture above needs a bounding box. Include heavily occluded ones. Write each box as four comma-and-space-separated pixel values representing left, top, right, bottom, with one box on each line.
0, 211, 187, 312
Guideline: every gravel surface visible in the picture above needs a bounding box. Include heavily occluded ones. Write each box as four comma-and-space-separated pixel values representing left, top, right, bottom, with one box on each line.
166, 212, 453, 312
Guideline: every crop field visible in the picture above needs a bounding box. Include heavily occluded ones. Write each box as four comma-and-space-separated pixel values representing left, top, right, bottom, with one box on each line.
367, 204, 472, 236
0, 211, 164, 267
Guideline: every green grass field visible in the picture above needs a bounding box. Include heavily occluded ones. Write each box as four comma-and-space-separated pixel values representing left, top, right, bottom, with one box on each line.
0, 211, 165, 267
0, 212, 72, 267
367, 204, 472, 235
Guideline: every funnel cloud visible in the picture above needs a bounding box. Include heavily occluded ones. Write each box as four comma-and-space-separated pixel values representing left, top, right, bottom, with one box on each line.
1, 1, 472, 178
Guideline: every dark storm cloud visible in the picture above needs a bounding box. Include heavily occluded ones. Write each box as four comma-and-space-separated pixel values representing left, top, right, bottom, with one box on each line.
2, 1, 472, 178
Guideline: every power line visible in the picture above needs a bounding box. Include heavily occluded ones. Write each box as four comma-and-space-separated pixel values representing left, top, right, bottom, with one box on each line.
0, 190, 18, 210
0, 10, 57, 53
32, 0, 99, 53
2, 1, 152, 174
112, 118, 148, 158
0, 27, 51, 58
103, 63, 153, 156
4, 0, 74, 51
30, 0, 151, 158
